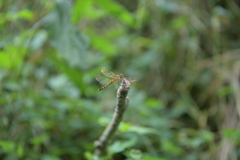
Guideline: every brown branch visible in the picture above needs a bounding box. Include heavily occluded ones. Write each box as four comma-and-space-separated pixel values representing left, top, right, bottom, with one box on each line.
94, 78, 130, 157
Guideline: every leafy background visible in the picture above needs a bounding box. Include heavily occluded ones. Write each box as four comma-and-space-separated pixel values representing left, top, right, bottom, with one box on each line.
1, 0, 240, 159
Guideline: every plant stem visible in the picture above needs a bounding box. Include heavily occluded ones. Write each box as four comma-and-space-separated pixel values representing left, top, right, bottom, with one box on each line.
94, 79, 130, 157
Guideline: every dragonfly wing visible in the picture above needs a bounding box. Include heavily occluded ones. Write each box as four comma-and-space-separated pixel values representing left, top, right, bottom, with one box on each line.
125, 76, 138, 82
101, 67, 115, 78
113, 80, 122, 88
96, 74, 111, 84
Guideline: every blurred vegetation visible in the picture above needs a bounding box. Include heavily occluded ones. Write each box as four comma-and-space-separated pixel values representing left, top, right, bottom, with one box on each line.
0, 0, 240, 159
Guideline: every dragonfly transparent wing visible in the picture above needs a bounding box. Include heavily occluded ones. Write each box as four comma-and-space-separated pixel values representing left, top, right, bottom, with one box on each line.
125, 76, 138, 82
96, 74, 111, 84
113, 79, 122, 88
101, 67, 115, 78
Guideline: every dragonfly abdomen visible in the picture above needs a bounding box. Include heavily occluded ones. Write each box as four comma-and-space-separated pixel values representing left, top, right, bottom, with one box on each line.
98, 80, 116, 91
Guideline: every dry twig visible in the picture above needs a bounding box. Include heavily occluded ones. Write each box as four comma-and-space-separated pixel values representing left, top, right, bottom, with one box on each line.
94, 78, 130, 157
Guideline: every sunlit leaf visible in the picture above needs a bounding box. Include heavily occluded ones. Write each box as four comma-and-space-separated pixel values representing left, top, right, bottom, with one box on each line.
0, 141, 15, 152
89, 33, 116, 55
71, 0, 93, 22
143, 155, 166, 160
145, 98, 164, 109
16, 9, 33, 20
0, 44, 26, 69
96, 0, 135, 26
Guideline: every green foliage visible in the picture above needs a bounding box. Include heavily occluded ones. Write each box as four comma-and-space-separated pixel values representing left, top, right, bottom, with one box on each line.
1, 0, 240, 159
0, 44, 26, 68
109, 138, 137, 153
222, 129, 240, 144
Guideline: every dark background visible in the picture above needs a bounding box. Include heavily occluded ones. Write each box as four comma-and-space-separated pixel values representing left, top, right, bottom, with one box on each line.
0, 0, 240, 159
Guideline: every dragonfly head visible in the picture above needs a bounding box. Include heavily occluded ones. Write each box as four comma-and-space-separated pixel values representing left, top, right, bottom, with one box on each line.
119, 74, 124, 78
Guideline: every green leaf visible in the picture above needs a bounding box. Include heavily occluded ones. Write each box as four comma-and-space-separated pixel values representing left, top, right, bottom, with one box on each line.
98, 117, 111, 126
89, 34, 116, 55
41, 155, 60, 160
143, 155, 166, 160
119, 122, 131, 132
109, 137, 137, 153
16, 9, 33, 20
119, 122, 158, 135
162, 140, 183, 154
0, 44, 26, 69
49, 51, 86, 96
84, 152, 94, 160
96, 0, 135, 26
71, 0, 93, 22
217, 85, 233, 97
128, 149, 142, 159
222, 129, 240, 140
199, 130, 214, 142
171, 16, 188, 30
0, 141, 15, 153
30, 134, 50, 146
145, 98, 164, 109
17, 142, 24, 157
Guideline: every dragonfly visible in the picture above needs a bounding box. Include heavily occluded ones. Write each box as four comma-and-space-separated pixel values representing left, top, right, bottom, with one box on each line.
96, 67, 138, 91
